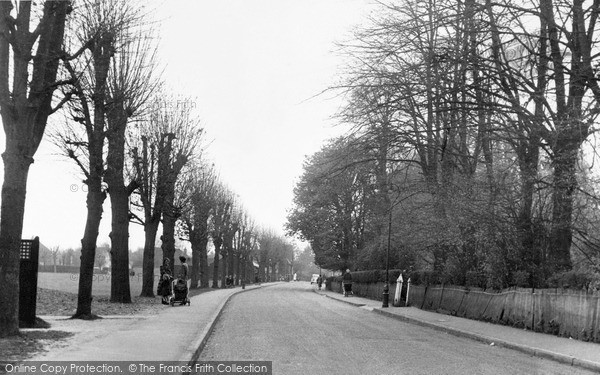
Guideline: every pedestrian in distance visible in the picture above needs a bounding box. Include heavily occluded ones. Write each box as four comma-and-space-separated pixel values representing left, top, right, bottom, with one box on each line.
342, 269, 353, 297
178, 256, 189, 288
317, 274, 323, 290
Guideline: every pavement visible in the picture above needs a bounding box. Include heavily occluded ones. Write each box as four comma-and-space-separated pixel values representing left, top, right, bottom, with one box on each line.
27, 284, 264, 364
17, 282, 600, 374
314, 287, 600, 373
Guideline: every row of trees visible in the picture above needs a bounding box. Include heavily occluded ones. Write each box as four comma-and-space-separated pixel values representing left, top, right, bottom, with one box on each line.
38, 244, 103, 269
176, 168, 295, 291
0, 0, 296, 337
39, 244, 158, 271
288, 0, 600, 290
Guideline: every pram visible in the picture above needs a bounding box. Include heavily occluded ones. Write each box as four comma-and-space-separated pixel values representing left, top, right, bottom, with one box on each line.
343, 282, 353, 297
169, 278, 190, 306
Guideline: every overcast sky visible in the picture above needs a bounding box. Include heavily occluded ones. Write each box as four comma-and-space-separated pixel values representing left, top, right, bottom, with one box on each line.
0, 0, 376, 251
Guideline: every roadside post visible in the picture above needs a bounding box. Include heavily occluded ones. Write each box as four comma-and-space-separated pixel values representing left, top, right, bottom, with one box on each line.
19, 237, 40, 327
394, 274, 403, 306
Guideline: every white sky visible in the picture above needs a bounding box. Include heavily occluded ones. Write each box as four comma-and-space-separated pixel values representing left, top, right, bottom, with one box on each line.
0, 0, 376, 250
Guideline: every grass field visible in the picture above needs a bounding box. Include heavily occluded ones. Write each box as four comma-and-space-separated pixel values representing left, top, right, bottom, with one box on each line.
37, 268, 155, 296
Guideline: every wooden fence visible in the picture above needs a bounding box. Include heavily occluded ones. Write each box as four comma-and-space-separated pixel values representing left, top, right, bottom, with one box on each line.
329, 281, 600, 343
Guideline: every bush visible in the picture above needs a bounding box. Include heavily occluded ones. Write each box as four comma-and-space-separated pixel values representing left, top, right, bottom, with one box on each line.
351, 270, 378, 283
326, 269, 404, 284
328, 268, 600, 291
408, 270, 440, 286
547, 270, 600, 289
465, 270, 486, 288
351, 269, 404, 283
511, 271, 530, 288
486, 274, 504, 291
440, 259, 466, 285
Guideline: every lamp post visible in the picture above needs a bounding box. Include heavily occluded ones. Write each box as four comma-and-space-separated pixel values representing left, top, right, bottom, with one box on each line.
382, 204, 392, 308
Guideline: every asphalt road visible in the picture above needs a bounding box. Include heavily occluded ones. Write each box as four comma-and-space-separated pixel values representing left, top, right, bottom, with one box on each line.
197, 282, 596, 375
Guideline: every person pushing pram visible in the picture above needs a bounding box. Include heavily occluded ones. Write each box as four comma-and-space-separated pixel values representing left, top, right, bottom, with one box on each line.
342, 268, 353, 297
170, 256, 190, 306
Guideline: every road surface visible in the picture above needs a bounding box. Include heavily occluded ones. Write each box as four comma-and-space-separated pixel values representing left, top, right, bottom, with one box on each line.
198, 282, 595, 375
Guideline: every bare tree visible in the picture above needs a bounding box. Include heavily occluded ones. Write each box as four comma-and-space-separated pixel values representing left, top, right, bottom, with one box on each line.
322, 0, 600, 287
336, 0, 493, 275
130, 123, 175, 296
105, 15, 159, 303
234, 209, 256, 286
158, 99, 203, 269
50, 246, 61, 273
53, 0, 144, 317
178, 162, 218, 289
493, 0, 600, 273
210, 185, 234, 288
257, 230, 293, 281
221, 202, 240, 288
0, 0, 70, 337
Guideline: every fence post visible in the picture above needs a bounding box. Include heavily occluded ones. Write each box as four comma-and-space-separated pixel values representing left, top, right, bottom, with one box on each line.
406, 278, 411, 306
394, 274, 404, 306
531, 288, 535, 331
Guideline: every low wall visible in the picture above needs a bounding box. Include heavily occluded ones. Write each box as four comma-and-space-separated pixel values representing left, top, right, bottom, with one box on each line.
328, 281, 600, 343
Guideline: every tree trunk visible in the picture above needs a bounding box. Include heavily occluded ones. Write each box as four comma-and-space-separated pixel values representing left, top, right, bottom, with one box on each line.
108, 188, 132, 303
161, 210, 177, 272
259, 258, 266, 282
189, 227, 200, 289
241, 255, 247, 285
517, 142, 541, 284
221, 248, 228, 288
229, 246, 235, 284
0, 151, 32, 336
549, 142, 577, 273
199, 229, 209, 288
106, 118, 132, 304
212, 238, 222, 288
161, 162, 180, 269
236, 253, 241, 285
140, 220, 159, 297
189, 215, 210, 289
74, 176, 106, 319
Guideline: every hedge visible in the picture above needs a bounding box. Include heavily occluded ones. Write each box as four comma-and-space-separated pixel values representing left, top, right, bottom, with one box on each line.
326, 268, 600, 291
326, 269, 404, 285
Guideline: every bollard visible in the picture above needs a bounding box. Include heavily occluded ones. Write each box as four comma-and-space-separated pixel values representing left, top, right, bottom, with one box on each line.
406, 278, 411, 306
393, 274, 403, 306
